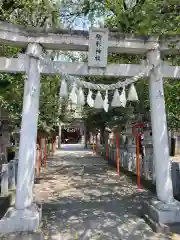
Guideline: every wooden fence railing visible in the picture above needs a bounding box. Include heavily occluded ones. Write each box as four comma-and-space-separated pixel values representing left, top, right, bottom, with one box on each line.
36, 136, 57, 177
0, 136, 57, 196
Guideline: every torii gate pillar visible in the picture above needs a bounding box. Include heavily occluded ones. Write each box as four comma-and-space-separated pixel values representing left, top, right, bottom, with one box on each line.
143, 47, 180, 228
148, 47, 173, 203
0, 43, 42, 233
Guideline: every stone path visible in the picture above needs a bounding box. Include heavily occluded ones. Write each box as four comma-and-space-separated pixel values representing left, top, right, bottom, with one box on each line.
34, 145, 174, 240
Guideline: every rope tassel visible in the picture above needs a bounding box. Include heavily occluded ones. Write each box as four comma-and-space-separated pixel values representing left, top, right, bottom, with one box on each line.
128, 84, 139, 101
111, 89, 121, 107
103, 90, 109, 112
59, 79, 68, 98
94, 91, 103, 108
77, 87, 85, 106
69, 85, 77, 104
119, 87, 126, 107
87, 89, 94, 107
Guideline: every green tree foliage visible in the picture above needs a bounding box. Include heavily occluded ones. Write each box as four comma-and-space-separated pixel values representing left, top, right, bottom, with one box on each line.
62, 0, 180, 130
0, 0, 60, 26
61, 0, 180, 34
0, 0, 64, 133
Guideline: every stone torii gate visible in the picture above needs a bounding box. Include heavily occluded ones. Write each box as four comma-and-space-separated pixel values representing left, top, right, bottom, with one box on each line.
0, 21, 180, 232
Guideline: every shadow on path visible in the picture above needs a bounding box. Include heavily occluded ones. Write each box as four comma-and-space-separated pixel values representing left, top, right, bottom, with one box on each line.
34, 149, 171, 240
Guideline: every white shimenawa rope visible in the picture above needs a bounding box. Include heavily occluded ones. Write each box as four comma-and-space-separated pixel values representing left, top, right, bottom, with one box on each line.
33, 53, 156, 91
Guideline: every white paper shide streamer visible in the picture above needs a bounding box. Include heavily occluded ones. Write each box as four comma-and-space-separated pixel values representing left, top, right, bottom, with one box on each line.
59, 72, 140, 111
77, 87, 85, 106
119, 87, 126, 107
94, 91, 104, 109
59, 79, 68, 97
69, 85, 77, 104
87, 89, 94, 107
103, 90, 109, 112
128, 84, 139, 101
111, 89, 121, 107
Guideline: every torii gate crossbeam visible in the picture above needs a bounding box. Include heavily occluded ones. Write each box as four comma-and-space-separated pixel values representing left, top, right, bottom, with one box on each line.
0, 56, 180, 79
0, 21, 180, 55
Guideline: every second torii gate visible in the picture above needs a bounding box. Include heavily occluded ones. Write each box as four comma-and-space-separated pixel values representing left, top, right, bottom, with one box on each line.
0, 21, 180, 232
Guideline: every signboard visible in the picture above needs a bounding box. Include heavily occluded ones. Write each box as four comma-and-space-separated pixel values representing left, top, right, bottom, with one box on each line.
88, 28, 108, 68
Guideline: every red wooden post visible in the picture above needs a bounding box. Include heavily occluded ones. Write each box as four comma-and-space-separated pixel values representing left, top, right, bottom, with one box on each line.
105, 141, 108, 161
116, 132, 120, 176
133, 123, 144, 192
92, 135, 95, 153
105, 132, 109, 160
112, 132, 114, 145
44, 137, 47, 168
96, 134, 98, 155
52, 136, 54, 156
36, 142, 40, 177
53, 135, 56, 154
38, 137, 42, 172
136, 135, 141, 191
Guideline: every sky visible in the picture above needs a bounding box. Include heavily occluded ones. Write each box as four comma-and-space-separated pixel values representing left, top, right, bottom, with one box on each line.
62, 13, 104, 31
58, 14, 104, 61
56, 16, 89, 61
73, 17, 90, 30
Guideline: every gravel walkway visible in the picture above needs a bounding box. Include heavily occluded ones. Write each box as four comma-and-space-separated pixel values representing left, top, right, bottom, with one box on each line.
34, 146, 173, 240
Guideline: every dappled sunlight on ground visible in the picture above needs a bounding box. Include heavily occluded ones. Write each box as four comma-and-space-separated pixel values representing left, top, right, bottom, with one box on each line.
34, 147, 171, 239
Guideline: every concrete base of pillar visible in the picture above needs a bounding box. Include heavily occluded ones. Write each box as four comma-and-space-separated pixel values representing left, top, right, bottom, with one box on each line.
0, 203, 42, 233
142, 198, 180, 233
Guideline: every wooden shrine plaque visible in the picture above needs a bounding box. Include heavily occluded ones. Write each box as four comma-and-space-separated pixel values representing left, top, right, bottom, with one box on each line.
88, 28, 108, 68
